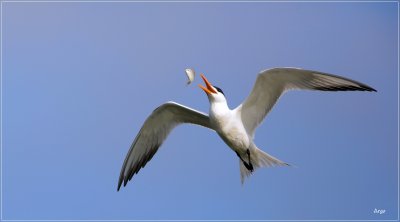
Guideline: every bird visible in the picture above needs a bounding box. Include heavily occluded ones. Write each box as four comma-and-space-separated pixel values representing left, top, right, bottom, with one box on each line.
117, 67, 376, 191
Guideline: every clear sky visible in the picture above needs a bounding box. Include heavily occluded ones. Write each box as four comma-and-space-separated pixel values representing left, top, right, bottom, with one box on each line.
2, 1, 398, 221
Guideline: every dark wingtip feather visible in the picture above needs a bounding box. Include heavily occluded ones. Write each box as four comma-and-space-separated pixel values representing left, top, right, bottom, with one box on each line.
308, 71, 377, 92
356, 82, 377, 92
117, 176, 124, 191
117, 177, 126, 191
367, 86, 377, 92
314, 83, 377, 92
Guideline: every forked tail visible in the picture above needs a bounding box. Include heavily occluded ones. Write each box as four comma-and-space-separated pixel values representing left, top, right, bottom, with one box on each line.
239, 146, 290, 183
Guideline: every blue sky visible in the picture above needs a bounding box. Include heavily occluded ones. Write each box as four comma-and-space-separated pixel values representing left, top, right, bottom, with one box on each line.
2, 1, 398, 221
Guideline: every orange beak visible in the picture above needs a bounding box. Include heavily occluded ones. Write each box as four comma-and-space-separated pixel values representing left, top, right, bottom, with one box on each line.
198, 74, 217, 95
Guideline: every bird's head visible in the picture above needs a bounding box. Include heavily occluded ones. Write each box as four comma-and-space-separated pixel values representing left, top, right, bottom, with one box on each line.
198, 74, 227, 104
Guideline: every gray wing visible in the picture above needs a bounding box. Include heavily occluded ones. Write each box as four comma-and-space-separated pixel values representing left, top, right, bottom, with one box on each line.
117, 101, 212, 191
239, 67, 376, 137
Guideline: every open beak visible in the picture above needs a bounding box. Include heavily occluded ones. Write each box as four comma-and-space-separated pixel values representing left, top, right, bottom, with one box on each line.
198, 74, 217, 95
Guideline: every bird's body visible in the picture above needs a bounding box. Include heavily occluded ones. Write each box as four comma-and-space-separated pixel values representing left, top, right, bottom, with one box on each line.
210, 102, 250, 154
117, 67, 376, 190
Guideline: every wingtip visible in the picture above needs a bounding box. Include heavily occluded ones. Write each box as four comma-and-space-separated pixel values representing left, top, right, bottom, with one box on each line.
117, 175, 126, 191
356, 81, 377, 92
285, 162, 298, 168
117, 178, 130, 191
117, 180, 122, 191
361, 84, 377, 92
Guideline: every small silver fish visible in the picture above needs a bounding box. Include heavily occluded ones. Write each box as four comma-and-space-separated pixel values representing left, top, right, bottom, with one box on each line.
185, 68, 195, 85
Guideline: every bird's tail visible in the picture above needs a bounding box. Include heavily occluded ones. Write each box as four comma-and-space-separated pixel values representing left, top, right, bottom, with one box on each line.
239, 146, 290, 183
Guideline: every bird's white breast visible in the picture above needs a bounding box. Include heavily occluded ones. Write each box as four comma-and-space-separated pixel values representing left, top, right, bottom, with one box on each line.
209, 103, 250, 152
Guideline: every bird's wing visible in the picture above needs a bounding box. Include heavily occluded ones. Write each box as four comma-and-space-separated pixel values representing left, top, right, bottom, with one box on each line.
117, 101, 213, 190
239, 67, 376, 137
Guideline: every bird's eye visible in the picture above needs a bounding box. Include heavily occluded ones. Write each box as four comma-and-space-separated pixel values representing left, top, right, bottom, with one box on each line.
213, 86, 225, 96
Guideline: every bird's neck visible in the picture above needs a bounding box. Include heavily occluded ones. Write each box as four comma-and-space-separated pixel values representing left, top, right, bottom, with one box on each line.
209, 101, 231, 119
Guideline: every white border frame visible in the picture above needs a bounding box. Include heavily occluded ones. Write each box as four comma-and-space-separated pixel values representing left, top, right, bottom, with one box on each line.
0, 1, 398, 221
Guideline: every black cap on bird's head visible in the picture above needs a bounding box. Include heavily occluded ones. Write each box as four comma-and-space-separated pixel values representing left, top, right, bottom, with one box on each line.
213, 86, 225, 96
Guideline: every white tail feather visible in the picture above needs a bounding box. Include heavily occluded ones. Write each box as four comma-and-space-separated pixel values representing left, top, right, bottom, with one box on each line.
240, 146, 289, 183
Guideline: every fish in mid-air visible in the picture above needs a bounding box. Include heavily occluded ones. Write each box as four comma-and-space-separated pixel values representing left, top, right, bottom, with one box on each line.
185, 68, 195, 85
